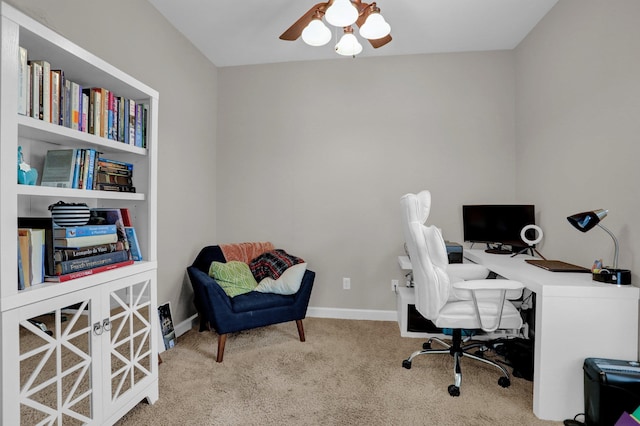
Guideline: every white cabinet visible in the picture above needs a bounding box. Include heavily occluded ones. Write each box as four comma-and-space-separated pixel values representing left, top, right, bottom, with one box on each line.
1, 3, 158, 424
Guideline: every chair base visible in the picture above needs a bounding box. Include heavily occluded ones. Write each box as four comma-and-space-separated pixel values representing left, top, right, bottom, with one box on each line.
401, 329, 512, 396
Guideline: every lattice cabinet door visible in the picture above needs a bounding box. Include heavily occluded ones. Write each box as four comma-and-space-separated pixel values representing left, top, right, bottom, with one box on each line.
3, 287, 103, 425
100, 270, 158, 421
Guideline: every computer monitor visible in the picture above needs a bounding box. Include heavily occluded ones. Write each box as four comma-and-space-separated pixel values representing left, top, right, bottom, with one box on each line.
462, 204, 536, 254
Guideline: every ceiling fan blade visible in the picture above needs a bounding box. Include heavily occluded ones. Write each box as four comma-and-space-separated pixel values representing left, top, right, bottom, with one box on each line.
280, 2, 330, 41
355, 2, 371, 28
368, 34, 392, 49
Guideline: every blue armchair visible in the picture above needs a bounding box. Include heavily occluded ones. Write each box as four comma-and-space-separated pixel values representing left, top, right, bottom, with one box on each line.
187, 245, 315, 362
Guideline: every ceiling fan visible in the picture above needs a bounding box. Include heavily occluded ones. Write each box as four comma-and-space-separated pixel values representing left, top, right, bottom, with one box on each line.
280, 0, 392, 56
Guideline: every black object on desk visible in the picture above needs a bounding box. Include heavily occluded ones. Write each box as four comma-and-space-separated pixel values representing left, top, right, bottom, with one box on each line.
583, 358, 640, 426
525, 259, 591, 273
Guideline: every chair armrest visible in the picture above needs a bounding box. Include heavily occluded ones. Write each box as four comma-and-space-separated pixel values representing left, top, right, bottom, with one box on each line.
446, 263, 490, 281
187, 266, 233, 310
453, 279, 524, 291
453, 279, 524, 332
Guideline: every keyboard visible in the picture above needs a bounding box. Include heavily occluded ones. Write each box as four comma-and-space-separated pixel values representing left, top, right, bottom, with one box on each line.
525, 259, 591, 273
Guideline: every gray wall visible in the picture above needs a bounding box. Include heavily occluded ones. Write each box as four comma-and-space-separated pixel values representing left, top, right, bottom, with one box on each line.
515, 0, 640, 280
8, 0, 218, 325
217, 52, 518, 311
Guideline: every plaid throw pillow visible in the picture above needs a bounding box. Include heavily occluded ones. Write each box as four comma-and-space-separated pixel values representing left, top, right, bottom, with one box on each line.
249, 249, 304, 282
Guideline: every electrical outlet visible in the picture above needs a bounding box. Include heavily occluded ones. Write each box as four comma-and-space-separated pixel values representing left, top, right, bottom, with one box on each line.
343, 277, 351, 290
391, 279, 399, 292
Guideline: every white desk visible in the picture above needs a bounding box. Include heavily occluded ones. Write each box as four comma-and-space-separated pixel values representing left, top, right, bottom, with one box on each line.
464, 249, 639, 421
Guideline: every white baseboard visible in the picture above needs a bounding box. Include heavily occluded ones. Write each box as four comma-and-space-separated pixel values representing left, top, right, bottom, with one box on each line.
175, 313, 198, 337
168, 308, 396, 350
306, 307, 396, 322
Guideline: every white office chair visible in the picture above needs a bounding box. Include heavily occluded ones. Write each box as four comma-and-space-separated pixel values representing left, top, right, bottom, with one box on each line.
400, 191, 524, 396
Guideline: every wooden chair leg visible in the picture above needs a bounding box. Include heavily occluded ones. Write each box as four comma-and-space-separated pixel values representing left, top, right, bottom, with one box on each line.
216, 334, 227, 363
296, 319, 306, 342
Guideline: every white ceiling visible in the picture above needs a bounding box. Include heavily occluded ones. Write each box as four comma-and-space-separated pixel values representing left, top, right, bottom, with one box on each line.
147, 0, 559, 68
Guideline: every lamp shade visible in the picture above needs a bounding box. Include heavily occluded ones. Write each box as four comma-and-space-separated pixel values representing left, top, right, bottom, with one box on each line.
567, 209, 608, 232
359, 12, 391, 40
325, 0, 358, 27
301, 18, 332, 46
335, 31, 363, 56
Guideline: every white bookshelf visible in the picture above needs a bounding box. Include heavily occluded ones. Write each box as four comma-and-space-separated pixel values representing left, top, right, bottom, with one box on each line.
1, 3, 159, 424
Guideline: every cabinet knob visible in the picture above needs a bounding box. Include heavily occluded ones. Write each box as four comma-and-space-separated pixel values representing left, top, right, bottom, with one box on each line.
93, 322, 103, 335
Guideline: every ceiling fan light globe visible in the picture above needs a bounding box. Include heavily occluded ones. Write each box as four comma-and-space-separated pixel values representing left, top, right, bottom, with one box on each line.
335, 32, 363, 56
359, 13, 391, 40
325, 0, 358, 27
302, 19, 332, 46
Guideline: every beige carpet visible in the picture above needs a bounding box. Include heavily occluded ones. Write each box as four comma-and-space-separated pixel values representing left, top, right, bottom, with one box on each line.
116, 318, 562, 426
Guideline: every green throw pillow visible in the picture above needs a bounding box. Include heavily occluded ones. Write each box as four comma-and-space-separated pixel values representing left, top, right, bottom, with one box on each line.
209, 261, 258, 297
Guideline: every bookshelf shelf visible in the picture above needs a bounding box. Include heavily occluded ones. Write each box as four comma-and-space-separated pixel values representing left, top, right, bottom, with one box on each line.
18, 114, 148, 155
17, 183, 146, 201
1, 2, 159, 424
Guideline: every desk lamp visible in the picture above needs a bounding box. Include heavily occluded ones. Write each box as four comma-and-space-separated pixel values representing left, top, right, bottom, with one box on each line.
567, 209, 631, 284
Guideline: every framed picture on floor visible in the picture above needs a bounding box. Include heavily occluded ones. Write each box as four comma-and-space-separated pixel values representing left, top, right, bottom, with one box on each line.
158, 302, 176, 350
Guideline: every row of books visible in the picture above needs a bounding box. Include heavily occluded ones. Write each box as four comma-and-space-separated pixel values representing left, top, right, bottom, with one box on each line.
41, 148, 136, 192
17, 208, 142, 288
17, 46, 148, 148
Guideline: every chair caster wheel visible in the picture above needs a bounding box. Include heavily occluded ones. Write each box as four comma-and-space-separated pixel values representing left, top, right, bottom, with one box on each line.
498, 377, 511, 388
402, 359, 412, 369
422, 341, 431, 350
474, 350, 484, 357
448, 385, 460, 397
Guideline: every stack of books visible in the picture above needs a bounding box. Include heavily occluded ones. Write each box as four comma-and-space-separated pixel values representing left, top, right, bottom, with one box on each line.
94, 158, 135, 192
46, 223, 133, 282
44, 208, 142, 283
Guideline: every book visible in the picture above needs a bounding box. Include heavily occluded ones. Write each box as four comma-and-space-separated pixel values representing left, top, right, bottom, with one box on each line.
18, 46, 28, 116
53, 224, 117, 238
96, 157, 134, 172
118, 97, 126, 142
120, 208, 133, 227
31, 60, 51, 122
72, 148, 82, 188
54, 233, 118, 248
124, 227, 142, 261
44, 259, 134, 283
70, 81, 80, 130
95, 172, 133, 186
18, 228, 45, 286
62, 78, 71, 127
54, 249, 130, 275
91, 88, 102, 136
54, 241, 126, 262
17, 239, 25, 290
51, 70, 61, 126
18, 217, 55, 277
135, 103, 143, 147
85, 149, 97, 190
123, 98, 129, 143
108, 90, 115, 140
40, 149, 77, 188
128, 99, 136, 145
81, 91, 89, 132
30, 60, 41, 119
18, 231, 30, 288
95, 183, 136, 193
101, 88, 109, 138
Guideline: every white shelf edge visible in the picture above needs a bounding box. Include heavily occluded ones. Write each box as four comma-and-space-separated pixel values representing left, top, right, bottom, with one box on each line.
1, 261, 157, 312
17, 184, 145, 201
18, 114, 147, 155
